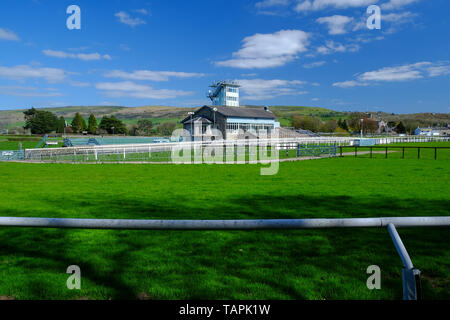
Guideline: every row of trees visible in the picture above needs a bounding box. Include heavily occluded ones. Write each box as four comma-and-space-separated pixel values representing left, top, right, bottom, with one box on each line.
346, 112, 407, 134
23, 108, 177, 135
291, 112, 409, 135
23, 108, 60, 134
291, 115, 350, 135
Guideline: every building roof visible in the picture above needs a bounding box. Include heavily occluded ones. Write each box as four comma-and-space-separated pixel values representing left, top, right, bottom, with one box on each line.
205, 105, 276, 119
209, 81, 240, 88
181, 105, 277, 124
183, 116, 212, 124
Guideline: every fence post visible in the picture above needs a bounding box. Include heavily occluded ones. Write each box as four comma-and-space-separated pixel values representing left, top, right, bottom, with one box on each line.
340, 146, 343, 157
355, 146, 357, 158
402, 147, 405, 159
370, 146, 373, 158
387, 224, 422, 300
385, 147, 388, 159
435, 147, 437, 160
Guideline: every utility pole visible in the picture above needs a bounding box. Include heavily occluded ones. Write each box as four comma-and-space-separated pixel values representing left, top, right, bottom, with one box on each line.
188, 111, 195, 140
360, 119, 364, 138
213, 108, 217, 129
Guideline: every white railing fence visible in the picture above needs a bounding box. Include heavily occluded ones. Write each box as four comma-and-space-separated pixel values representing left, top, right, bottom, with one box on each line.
21, 136, 450, 163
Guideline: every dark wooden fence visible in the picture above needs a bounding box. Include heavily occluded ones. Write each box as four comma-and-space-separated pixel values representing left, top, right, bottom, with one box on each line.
339, 146, 450, 160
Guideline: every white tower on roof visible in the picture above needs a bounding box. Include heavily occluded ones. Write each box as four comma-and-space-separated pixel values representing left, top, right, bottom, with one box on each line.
207, 81, 240, 107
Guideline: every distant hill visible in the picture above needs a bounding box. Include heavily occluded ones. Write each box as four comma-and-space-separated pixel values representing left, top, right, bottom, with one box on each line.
0, 105, 197, 129
0, 105, 448, 130
0, 105, 342, 129
269, 106, 349, 126
377, 112, 450, 124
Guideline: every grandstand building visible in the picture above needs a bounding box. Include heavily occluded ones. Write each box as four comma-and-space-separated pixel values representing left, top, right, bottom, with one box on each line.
181, 105, 280, 140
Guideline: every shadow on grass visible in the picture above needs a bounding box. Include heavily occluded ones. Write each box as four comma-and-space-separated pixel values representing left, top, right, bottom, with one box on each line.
0, 193, 449, 299
0, 228, 139, 299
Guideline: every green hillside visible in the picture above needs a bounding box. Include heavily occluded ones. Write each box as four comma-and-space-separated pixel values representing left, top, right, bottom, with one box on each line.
0, 106, 197, 130
1, 105, 448, 131
269, 106, 349, 126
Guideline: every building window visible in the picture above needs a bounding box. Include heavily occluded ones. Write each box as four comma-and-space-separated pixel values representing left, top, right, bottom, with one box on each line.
227, 122, 274, 132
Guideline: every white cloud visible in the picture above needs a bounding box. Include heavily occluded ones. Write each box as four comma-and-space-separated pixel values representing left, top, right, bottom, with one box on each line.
0, 86, 62, 97
69, 81, 90, 87
0, 64, 68, 82
132, 8, 150, 15
216, 30, 309, 69
333, 80, 369, 88
120, 44, 131, 51
359, 62, 426, 81
0, 28, 19, 41
333, 61, 450, 87
255, 0, 290, 8
295, 0, 376, 12
317, 41, 360, 55
381, 0, 420, 10
381, 11, 417, 33
241, 73, 258, 77
115, 11, 146, 27
96, 81, 193, 99
43, 50, 112, 61
236, 79, 307, 100
427, 65, 450, 77
257, 0, 420, 17
254, 0, 291, 15
104, 70, 205, 81
316, 15, 354, 35
382, 11, 416, 22
303, 61, 326, 68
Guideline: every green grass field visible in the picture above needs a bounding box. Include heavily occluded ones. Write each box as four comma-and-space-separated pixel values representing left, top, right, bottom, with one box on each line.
0, 156, 448, 300
0, 136, 63, 150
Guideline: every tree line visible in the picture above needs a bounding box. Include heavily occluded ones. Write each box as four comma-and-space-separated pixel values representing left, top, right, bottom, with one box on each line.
291, 112, 408, 135
22, 108, 177, 136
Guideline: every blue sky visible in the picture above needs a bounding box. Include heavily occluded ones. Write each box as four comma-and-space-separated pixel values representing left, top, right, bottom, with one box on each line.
0, 0, 449, 113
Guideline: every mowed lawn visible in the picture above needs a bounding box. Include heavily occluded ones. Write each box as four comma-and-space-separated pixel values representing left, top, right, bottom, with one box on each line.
0, 157, 448, 300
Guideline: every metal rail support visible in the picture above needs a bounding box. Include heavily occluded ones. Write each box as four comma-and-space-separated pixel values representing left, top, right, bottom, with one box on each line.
387, 223, 422, 300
